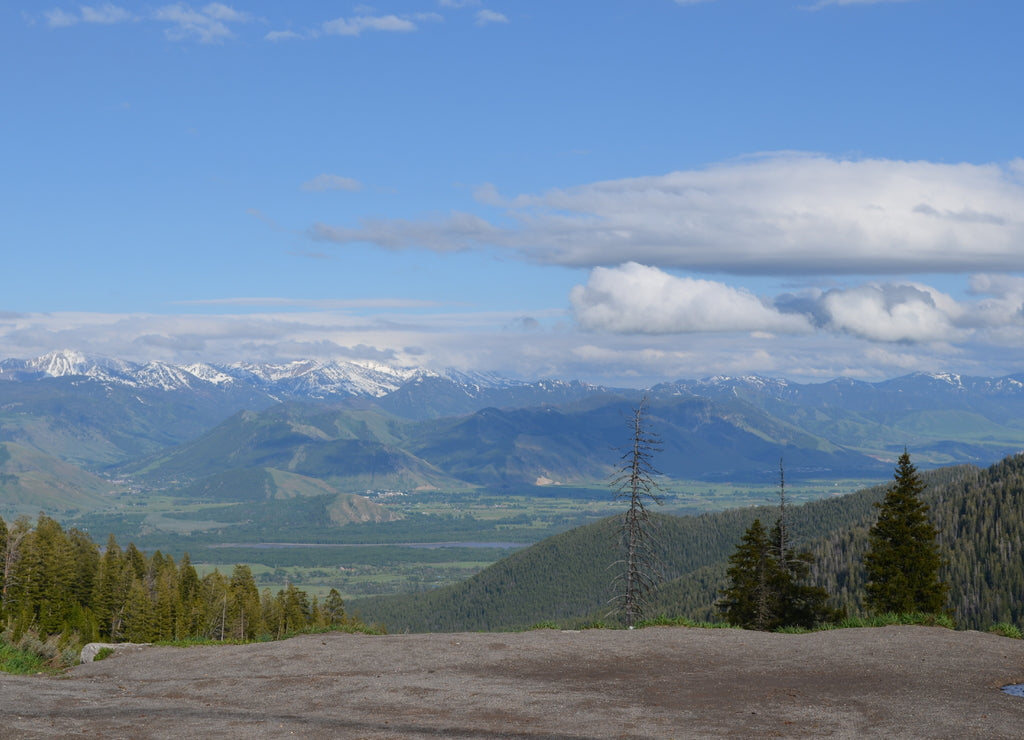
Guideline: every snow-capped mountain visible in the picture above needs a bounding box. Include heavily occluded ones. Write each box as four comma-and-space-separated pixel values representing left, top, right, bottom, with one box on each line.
0, 351, 494, 399
4, 350, 1024, 490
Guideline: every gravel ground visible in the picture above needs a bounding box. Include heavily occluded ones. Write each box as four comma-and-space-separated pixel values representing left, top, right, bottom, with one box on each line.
2, 625, 1024, 739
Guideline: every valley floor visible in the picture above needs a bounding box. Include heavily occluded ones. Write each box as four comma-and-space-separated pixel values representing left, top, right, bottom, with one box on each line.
2, 625, 1023, 738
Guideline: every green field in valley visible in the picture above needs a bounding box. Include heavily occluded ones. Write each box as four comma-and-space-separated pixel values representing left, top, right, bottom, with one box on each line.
69, 477, 883, 603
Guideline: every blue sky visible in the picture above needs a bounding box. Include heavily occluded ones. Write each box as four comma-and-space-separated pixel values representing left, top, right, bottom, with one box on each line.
3, 0, 1024, 385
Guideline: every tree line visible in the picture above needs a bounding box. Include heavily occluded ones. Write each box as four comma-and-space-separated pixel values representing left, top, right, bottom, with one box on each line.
0, 514, 361, 646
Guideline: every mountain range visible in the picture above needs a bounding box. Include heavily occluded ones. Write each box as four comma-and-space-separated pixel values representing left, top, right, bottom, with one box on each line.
3, 350, 1024, 518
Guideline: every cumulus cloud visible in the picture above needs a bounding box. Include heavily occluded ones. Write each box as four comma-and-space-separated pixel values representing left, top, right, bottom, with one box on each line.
819, 283, 963, 343
570, 263, 813, 334
301, 174, 363, 193
568, 264, 1024, 355
322, 154, 1024, 275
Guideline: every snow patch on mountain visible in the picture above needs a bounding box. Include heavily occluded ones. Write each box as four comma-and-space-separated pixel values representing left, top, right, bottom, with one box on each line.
0, 351, 516, 400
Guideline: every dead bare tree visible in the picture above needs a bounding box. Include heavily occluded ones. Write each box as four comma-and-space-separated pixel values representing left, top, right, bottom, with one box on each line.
609, 396, 664, 627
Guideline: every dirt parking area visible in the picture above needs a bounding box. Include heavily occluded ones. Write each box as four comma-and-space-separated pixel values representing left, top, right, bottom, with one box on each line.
2, 625, 1024, 738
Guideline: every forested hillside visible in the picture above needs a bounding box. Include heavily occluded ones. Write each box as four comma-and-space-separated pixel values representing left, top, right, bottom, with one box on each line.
352, 455, 1024, 632
0, 514, 361, 647
5, 455, 1022, 643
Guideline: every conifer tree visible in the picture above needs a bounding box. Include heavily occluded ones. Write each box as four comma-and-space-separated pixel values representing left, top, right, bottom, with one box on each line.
719, 461, 836, 630
176, 553, 204, 639
1, 516, 31, 622
152, 553, 179, 641
27, 514, 77, 634
121, 578, 155, 643
276, 582, 311, 636
864, 451, 948, 615
201, 570, 231, 640
92, 534, 129, 640
719, 518, 786, 630
718, 517, 836, 630
67, 528, 100, 609
228, 564, 263, 639
323, 588, 347, 625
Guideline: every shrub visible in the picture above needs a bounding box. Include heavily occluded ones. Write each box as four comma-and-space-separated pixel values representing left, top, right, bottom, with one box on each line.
987, 623, 1023, 639
529, 621, 561, 630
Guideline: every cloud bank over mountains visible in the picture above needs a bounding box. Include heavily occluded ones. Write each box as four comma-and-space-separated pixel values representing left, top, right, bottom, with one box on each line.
5, 151, 1024, 385
570, 263, 1024, 346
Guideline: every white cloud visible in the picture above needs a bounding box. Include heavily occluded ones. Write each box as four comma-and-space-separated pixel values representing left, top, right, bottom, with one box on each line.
475, 10, 509, 25
322, 14, 417, 36
568, 264, 1024, 355
45, 8, 80, 26
301, 174, 364, 193
570, 263, 812, 334
154, 3, 251, 43
325, 154, 1024, 276
6, 284, 1024, 386
265, 29, 303, 42
312, 212, 500, 252
45, 4, 132, 26
200, 2, 250, 22
819, 283, 963, 342
81, 4, 133, 23
175, 297, 440, 309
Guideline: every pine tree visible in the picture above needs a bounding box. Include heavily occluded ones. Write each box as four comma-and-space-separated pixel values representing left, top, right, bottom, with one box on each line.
719, 518, 786, 630
121, 577, 155, 643
228, 564, 262, 640
1, 516, 31, 623
768, 519, 838, 628
176, 553, 204, 639
201, 570, 231, 640
610, 396, 663, 627
719, 463, 837, 630
151, 553, 179, 641
864, 451, 949, 615
323, 588, 347, 625
28, 514, 77, 634
92, 534, 130, 640
276, 582, 311, 636
67, 528, 100, 610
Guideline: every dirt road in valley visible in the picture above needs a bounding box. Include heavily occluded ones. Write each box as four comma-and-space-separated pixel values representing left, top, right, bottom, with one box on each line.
2, 625, 1023, 738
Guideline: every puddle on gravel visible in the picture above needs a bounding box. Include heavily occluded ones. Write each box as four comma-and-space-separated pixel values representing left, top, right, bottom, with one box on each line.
1001, 684, 1024, 697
